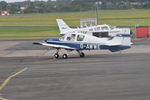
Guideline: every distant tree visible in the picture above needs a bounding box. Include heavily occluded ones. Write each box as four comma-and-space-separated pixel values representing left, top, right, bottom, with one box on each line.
2, 0, 150, 14
9, 3, 20, 13
0, 1, 8, 11
142, 2, 150, 8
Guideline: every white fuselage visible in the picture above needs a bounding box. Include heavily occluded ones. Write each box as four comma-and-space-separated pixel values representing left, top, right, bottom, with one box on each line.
61, 25, 130, 38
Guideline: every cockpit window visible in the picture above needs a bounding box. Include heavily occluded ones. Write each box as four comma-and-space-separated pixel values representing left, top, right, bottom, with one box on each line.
97, 27, 100, 31
110, 26, 116, 30
60, 36, 65, 41
77, 35, 85, 41
71, 34, 76, 41
89, 28, 93, 31
101, 26, 109, 30
67, 37, 71, 41
66, 34, 76, 41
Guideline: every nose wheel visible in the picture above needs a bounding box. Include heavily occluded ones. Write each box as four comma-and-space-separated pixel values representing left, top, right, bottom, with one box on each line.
79, 52, 85, 58
77, 50, 85, 58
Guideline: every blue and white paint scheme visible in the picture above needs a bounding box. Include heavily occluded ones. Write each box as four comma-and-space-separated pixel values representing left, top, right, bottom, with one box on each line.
33, 31, 132, 59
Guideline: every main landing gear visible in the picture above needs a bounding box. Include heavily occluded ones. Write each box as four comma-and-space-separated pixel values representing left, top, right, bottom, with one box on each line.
54, 49, 69, 59
54, 53, 68, 59
62, 54, 68, 59
53, 49, 85, 59
54, 49, 60, 59
54, 53, 59, 59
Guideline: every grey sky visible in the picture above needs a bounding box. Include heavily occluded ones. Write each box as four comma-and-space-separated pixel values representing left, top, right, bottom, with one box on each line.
0, 0, 48, 3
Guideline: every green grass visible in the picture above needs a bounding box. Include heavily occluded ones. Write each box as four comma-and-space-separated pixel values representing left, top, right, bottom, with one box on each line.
0, 28, 60, 40
0, 9, 150, 39
0, 9, 150, 26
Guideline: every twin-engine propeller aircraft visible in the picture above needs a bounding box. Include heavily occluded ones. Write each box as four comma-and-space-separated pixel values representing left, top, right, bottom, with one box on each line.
33, 32, 132, 59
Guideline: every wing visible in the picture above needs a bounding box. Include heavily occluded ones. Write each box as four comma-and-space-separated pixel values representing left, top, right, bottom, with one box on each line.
33, 42, 75, 50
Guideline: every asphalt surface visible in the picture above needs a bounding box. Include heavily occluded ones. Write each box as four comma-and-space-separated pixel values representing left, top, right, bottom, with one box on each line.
0, 40, 150, 100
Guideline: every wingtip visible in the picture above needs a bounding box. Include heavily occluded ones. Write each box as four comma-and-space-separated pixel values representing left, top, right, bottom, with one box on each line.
32, 42, 42, 45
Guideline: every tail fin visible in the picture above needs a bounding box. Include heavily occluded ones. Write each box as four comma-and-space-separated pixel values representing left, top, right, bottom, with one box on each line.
56, 19, 71, 35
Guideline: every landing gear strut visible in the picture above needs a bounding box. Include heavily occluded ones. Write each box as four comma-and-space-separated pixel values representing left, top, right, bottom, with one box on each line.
80, 52, 85, 58
77, 50, 85, 58
54, 49, 60, 59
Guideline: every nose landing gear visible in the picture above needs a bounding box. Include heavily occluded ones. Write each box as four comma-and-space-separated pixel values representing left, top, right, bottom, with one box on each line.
79, 52, 85, 58
77, 50, 85, 58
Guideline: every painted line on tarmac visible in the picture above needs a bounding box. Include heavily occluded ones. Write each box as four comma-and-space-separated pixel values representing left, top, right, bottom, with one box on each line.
0, 67, 28, 91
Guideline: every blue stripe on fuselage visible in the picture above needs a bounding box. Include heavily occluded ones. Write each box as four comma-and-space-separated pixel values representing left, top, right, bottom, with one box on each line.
116, 34, 131, 37
100, 45, 131, 52
46, 41, 100, 50
47, 41, 81, 50
46, 41, 131, 51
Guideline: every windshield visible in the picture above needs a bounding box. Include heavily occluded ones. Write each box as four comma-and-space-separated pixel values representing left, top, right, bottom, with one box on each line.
66, 34, 76, 41
77, 35, 85, 41
101, 26, 109, 30
60, 36, 65, 41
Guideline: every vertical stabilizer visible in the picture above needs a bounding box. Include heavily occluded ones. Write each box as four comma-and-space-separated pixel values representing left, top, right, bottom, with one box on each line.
56, 19, 71, 35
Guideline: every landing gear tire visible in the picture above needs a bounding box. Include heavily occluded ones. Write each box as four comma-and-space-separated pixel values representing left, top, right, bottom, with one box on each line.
80, 52, 85, 58
54, 53, 59, 59
62, 54, 68, 59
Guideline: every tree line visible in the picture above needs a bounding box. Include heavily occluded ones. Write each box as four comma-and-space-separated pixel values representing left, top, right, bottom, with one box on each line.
0, 0, 150, 14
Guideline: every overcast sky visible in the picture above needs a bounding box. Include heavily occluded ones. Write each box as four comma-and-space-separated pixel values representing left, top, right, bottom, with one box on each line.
0, 0, 48, 3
